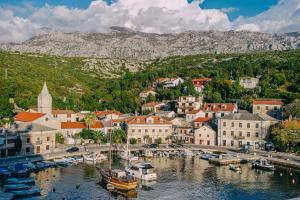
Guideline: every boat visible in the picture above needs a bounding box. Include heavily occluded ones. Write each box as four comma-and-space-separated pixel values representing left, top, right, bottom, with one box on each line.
6, 177, 35, 185
1, 193, 14, 200
125, 163, 157, 181
11, 188, 41, 198
181, 149, 194, 157
83, 153, 107, 164
7, 164, 31, 177
72, 156, 83, 163
0, 167, 12, 177
120, 150, 139, 161
229, 164, 242, 172
35, 161, 56, 170
252, 159, 276, 171
54, 158, 73, 166
200, 153, 218, 160
4, 184, 31, 192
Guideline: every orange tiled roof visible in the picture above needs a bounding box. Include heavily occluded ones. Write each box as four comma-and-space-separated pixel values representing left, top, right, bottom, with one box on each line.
194, 117, 211, 123
94, 110, 122, 117
61, 121, 104, 129
143, 102, 162, 107
127, 116, 172, 125
15, 112, 45, 122
52, 110, 75, 115
192, 78, 212, 85
253, 100, 283, 105
187, 109, 202, 114
203, 103, 236, 112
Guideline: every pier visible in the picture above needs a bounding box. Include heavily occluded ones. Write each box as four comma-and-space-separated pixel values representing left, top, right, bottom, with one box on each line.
209, 154, 261, 165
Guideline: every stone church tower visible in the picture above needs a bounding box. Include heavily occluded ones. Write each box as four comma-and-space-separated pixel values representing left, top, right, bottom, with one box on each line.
38, 82, 52, 115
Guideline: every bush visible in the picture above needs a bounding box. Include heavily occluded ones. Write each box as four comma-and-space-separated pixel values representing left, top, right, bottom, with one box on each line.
155, 137, 162, 144
130, 138, 137, 145
55, 133, 65, 144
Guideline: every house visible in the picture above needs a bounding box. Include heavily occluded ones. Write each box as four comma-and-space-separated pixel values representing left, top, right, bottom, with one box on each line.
186, 109, 203, 122
94, 110, 123, 121
192, 78, 212, 93
142, 102, 165, 113
60, 121, 104, 143
15, 112, 60, 130
153, 78, 184, 88
126, 116, 173, 144
194, 125, 216, 146
239, 77, 259, 89
218, 112, 279, 148
0, 127, 19, 157
52, 110, 77, 122
155, 111, 176, 119
202, 103, 238, 119
139, 88, 157, 101
173, 121, 194, 144
252, 99, 283, 120
193, 117, 211, 129
177, 96, 203, 115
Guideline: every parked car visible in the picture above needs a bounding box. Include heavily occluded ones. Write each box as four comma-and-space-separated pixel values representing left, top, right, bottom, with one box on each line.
143, 144, 150, 148
66, 146, 79, 153
149, 144, 158, 149
169, 143, 183, 148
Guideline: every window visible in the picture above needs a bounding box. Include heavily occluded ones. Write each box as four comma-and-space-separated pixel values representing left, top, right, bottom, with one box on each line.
222, 140, 226, 146
266, 106, 269, 110
231, 140, 234, 146
239, 123, 242, 128
257, 106, 260, 110
132, 129, 135, 133
26, 147, 30, 153
256, 132, 259, 137
231, 131, 234, 136
207, 134, 209, 138
256, 123, 259, 128
223, 122, 226, 127
247, 123, 250, 128
26, 138, 30, 144
46, 145, 50, 150
207, 141, 210, 145
47, 137, 50, 141
223, 131, 226, 136
231, 122, 234, 127
138, 129, 141, 133
159, 129, 162, 133
165, 129, 168, 133
152, 129, 155, 133
274, 106, 278, 110
239, 131, 242, 137
247, 132, 250, 137
145, 129, 148, 133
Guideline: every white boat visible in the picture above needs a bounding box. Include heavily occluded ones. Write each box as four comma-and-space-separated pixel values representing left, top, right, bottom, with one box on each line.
6, 177, 35, 185
125, 163, 157, 181
4, 184, 31, 192
36, 161, 56, 170
11, 187, 41, 198
120, 151, 139, 161
181, 149, 194, 157
252, 159, 276, 171
229, 164, 242, 172
83, 153, 107, 164
54, 158, 73, 166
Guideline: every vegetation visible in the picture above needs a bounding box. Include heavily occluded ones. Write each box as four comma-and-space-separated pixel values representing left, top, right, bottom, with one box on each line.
111, 129, 127, 144
55, 133, 65, 144
155, 137, 162, 144
84, 113, 97, 129
130, 138, 137, 145
79, 129, 107, 144
0, 50, 300, 116
285, 99, 300, 119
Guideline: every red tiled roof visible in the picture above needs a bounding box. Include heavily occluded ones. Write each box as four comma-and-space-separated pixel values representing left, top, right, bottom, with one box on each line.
127, 116, 172, 125
194, 117, 211, 123
15, 112, 45, 122
192, 78, 212, 85
203, 103, 236, 112
187, 109, 202, 114
94, 110, 122, 117
253, 100, 283, 105
52, 110, 75, 115
61, 121, 104, 129
142, 102, 162, 107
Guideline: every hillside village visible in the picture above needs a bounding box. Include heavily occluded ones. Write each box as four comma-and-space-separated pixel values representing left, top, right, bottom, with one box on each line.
1, 74, 297, 158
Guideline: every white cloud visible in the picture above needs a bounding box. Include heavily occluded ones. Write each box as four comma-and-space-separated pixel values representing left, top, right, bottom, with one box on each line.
0, 0, 300, 43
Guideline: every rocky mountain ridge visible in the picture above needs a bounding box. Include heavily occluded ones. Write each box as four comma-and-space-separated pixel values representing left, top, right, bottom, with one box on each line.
1, 27, 300, 60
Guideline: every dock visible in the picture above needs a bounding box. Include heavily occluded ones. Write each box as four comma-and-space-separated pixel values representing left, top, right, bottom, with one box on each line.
267, 157, 300, 169
209, 154, 261, 165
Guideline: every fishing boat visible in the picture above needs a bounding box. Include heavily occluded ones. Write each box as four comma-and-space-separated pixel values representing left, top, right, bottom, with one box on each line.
4, 184, 31, 192
252, 159, 276, 171
0, 167, 12, 177
125, 163, 157, 181
83, 153, 107, 164
11, 187, 41, 198
229, 164, 242, 172
7, 164, 31, 177
6, 177, 35, 185
36, 161, 56, 170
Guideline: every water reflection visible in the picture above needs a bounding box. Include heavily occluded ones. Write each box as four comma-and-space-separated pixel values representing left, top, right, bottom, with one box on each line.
1, 157, 299, 200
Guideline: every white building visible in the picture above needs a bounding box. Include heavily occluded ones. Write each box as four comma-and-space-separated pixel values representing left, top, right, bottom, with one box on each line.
153, 78, 184, 88
194, 126, 216, 146
38, 82, 52, 116
239, 77, 259, 89
177, 96, 203, 115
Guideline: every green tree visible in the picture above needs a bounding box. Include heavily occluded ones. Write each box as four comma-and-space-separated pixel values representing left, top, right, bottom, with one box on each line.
85, 113, 96, 130
285, 99, 300, 118
55, 133, 65, 144
143, 134, 150, 144
111, 129, 127, 144
92, 131, 107, 144
130, 138, 137, 145
155, 137, 162, 144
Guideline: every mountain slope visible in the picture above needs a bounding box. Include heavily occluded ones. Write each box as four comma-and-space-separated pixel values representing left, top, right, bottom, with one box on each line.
1, 28, 300, 61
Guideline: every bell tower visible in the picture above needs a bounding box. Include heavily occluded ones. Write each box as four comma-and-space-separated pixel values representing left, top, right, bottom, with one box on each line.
37, 82, 52, 115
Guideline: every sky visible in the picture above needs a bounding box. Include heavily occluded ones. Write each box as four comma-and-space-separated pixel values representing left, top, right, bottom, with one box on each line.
0, 0, 299, 43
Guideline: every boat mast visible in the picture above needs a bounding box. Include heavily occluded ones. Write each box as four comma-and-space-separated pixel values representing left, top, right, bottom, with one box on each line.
109, 114, 112, 172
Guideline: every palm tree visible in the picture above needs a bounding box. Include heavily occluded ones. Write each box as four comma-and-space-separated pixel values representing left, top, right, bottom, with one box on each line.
85, 113, 96, 130
111, 129, 126, 144
165, 135, 175, 144
143, 134, 150, 144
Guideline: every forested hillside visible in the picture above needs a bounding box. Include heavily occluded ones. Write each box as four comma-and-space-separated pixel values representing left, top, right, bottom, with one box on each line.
0, 50, 299, 118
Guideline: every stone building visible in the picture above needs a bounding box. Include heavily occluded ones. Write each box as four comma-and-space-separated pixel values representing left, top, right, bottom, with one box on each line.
239, 77, 259, 89
252, 99, 283, 120
194, 125, 216, 146
177, 96, 203, 115
218, 112, 278, 148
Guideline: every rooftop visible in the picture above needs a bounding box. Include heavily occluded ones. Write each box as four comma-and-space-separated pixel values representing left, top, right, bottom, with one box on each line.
61, 121, 104, 129
94, 110, 122, 117
194, 117, 211, 123
127, 116, 172, 125
2, 123, 55, 134
15, 112, 45, 122
253, 100, 283, 105
142, 102, 162, 107
221, 112, 278, 121
203, 103, 236, 112
52, 110, 75, 115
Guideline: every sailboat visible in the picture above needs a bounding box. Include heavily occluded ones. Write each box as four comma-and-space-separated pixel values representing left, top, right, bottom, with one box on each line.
120, 135, 139, 161
98, 120, 138, 191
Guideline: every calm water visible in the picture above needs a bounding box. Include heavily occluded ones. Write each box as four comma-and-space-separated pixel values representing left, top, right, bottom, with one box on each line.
1, 157, 300, 200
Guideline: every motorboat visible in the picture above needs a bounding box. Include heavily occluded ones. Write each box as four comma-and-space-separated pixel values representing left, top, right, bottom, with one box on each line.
99, 168, 138, 191
252, 159, 276, 171
35, 161, 56, 170
11, 187, 41, 198
72, 156, 83, 164
125, 163, 157, 181
0, 167, 12, 177
181, 149, 194, 157
54, 158, 73, 166
83, 153, 107, 164
120, 151, 139, 161
200, 153, 218, 160
6, 177, 35, 185
4, 184, 31, 192
229, 164, 242, 172
7, 163, 31, 177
